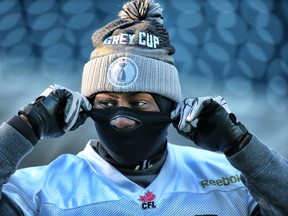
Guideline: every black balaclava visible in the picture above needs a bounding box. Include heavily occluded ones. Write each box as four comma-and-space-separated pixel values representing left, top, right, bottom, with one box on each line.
89, 107, 172, 166
88, 93, 175, 168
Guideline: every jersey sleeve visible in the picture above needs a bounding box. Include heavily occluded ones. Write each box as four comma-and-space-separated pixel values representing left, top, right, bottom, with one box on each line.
227, 134, 288, 215
0, 120, 34, 214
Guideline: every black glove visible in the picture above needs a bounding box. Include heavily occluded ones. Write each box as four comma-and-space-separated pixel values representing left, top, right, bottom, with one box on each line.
19, 84, 92, 140
171, 96, 250, 155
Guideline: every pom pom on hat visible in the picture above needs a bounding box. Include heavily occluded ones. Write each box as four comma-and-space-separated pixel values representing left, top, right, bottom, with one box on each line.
81, 0, 182, 103
119, 0, 163, 24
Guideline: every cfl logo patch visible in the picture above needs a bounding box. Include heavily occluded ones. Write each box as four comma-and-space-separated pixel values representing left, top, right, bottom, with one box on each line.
139, 191, 157, 209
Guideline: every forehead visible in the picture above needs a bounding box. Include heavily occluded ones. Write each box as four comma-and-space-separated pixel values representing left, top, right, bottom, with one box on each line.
95, 92, 154, 99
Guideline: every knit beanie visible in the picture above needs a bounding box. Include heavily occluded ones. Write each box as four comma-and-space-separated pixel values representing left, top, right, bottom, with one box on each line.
81, 0, 182, 103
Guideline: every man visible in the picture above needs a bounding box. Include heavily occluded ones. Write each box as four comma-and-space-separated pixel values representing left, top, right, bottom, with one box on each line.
0, 0, 287, 215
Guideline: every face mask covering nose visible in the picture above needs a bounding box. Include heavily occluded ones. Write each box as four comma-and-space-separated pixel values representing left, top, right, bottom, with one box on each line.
110, 114, 141, 131
89, 107, 172, 166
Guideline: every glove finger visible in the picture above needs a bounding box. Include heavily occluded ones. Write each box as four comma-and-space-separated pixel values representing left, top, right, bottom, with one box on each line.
64, 91, 87, 119
67, 96, 92, 131
212, 95, 231, 114
64, 91, 77, 120
65, 96, 82, 131
178, 98, 195, 130
170, 102, 182, 119
65, 105, 80, 131
80, 96, 92, 111
38, 84, 59, 98
69, 111, 89, 131
186, 96, 213, 122
175, 122, 197, 142
182, 122, 193, 133
65, 92, 92, 131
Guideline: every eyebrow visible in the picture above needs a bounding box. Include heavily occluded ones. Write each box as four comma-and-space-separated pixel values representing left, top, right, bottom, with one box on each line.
96, 92, 143, 99
99, 93, 119, 99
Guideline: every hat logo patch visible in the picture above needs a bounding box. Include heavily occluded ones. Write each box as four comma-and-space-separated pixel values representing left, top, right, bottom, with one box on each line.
107, 57, 138, 87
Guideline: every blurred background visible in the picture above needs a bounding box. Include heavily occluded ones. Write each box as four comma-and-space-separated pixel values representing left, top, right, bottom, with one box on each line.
0, 0, 287, 168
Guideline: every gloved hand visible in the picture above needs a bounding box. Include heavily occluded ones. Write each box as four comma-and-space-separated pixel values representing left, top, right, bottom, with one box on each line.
19, 84, 92, 140
171, 95, 250, 155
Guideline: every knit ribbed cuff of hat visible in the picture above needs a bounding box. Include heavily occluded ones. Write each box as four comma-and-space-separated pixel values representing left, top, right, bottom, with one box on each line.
81, 53, 182, 103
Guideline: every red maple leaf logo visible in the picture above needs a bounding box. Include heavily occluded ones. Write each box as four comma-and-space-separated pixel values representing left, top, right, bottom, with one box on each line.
139, 191, 156, 202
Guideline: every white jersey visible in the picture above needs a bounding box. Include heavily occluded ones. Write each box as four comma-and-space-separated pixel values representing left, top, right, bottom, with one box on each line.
3, 140, 257, 215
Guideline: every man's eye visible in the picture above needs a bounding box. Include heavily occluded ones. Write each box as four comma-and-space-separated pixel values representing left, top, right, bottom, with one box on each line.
97, 101, 115, 108
131, 101, 146, 107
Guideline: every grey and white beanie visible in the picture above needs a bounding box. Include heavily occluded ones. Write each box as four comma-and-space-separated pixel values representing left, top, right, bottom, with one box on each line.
81, 0, 182, 103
